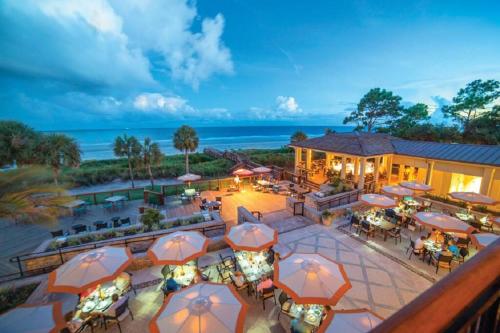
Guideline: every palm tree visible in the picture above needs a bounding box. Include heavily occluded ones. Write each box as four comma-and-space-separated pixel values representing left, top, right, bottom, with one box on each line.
290, 131, 308, 143
142, 137, 163, 188
113, 135, 142, 188
0, 166, 72, 223
38, 134, 81, 185
173, 125, 199, 174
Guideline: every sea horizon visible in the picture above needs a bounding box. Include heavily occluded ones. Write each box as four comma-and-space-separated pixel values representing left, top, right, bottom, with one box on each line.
47, 125, 354, 161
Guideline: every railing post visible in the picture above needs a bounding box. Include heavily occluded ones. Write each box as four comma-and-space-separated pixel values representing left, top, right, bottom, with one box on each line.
58, 248, 64, 265
93, 193, 97, 205
16, 257, 24, 277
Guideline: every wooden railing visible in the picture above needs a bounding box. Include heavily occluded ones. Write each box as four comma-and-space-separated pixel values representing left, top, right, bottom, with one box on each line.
371, 238, 500, 333
315, 190, 362, 211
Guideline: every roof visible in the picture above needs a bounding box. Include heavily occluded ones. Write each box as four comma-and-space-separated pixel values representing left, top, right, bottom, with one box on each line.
290, 132, 500, 167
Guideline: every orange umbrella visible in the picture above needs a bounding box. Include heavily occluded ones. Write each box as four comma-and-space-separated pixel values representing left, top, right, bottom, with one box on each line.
400, 181, 433, 192
0, 302, 66, 333
232, 168, 254, 176
382, 185, 413, 198
449, 192, 497, 206
360, 194, 397, 209
150, 282, 247, 333
48, 246, 132, 294
225, 222, 278, 252
413, 212, 476, 234
148, 231, 209, 265
471, 233, 499, 250
319, 309, 384, 333
274, 253, 351, 305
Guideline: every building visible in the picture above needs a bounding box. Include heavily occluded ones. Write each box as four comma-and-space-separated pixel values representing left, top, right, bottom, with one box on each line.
290, 132, 500, 207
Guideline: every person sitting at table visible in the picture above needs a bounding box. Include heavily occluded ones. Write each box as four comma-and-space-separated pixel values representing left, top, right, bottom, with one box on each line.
165, 274, 181, 292
232, 271, 246, 287
415, 235, 426, 252
291, 312, 312, 333
257, 275, 274, 293
447, 240, 460, 257
266, 247, 276, 266
105, 294, 126, 317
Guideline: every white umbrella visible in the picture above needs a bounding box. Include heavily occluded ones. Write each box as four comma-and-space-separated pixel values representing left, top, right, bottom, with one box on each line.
319, 308, 383, 333
232, 168, 254, 176
177, 173, 201, 182
225, 222, 278, 252
0, 302, 66, 333
150, 282, 247, 333
360, 194, 397, 209
382, 185, 413, 198
471, 233, 499, 249
449, 192, 497, 206
48, 246, 132, 294
148, 231, 209, 265
252, 166, 272, 173
400, 181, 433, 192
413, 212, 476, 234
274, 253, 351, 305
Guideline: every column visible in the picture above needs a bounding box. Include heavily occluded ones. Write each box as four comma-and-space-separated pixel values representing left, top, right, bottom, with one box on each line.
425, 161, 435, 186
294, 148, 301, 174
340, 156, 347, 180
305, 149, 312, 171
480, 167, 495, 195
374, 156, 381, 183
386, 155, 394, 183
353, 157, 359, 183
398, 164, 405, 182
358, 157, 366, 190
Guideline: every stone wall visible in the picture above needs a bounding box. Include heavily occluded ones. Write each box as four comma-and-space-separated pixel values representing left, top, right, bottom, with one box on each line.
236, 206, 261, 224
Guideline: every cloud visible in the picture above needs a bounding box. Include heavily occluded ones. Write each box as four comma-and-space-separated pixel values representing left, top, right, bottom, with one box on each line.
0, 0, 233, 90
275, 96, 301, 114
248, 96, 303, 119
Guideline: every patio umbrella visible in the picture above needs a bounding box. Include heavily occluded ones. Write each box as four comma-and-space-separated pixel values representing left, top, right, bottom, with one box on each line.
225, 222, 278, 252
148, 231, 209, 265
232, 168, 254, 176
0, 302, 66, 333
252, 166, 272, 174
48, 246, 132, 294
360, 194, 397, 209
382, 185, 413, 198
318, 309, 383, 333
448, 192, 497, 206
150, 282, 248, 333
399, 181, 433, 192
471, 233, 499, 250
177, 173, 201, 182
274, 253, 351, 305
413, 212, 476, 234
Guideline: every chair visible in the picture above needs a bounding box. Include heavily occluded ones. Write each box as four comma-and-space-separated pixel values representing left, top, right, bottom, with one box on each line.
120, 217, 131, 226
470, 221, 482, 231
212, 205, 220, 211
359, 221, 375, 238
215, 196, 222, 202
431, 254, 453, 274
50, 230, 63, 238
199, 205, 207, 211
387, 228, 402, 244
258, 286, 276, 310
349, 215, 360, 234
230, 274, 250, 296
103, 297, 134, 333
94, 221, 108, 231
216, 264, 233, 284
112, 218, 122, 228
277, 291, 293, 320
103, 202, 113, 210
456, 237, 470, 249
219, 253, 236, 271
161, 265, 172, 279
72, 224, 87, 234
455, 247, 469, 265
201, 198, 207, 204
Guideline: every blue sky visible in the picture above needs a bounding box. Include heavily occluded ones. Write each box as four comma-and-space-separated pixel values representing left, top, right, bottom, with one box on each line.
0, 0, 499, 130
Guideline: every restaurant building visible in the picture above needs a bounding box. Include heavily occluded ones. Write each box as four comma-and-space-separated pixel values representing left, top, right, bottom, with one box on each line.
290, 132, 500, 209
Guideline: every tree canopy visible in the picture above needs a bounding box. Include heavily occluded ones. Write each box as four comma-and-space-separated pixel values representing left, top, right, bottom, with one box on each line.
37, 134, 81, 184
113, 134, 142, 188
0, 121, 39, 167
142, 137, 163, 187
343, 88, 402, 132
173, 125, 199, 174
290, 131, 308, 143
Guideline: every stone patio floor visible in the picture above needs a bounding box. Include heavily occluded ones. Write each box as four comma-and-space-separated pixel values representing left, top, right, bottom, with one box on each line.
27, 223, 437, 332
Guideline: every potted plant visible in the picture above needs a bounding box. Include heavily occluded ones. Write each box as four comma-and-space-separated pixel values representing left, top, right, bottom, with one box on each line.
140, 208, 165, 231
321, 210, 334, 226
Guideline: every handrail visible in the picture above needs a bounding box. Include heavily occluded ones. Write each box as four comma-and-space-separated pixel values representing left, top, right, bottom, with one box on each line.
371, 238, 500, 333
316, 189, 362, 211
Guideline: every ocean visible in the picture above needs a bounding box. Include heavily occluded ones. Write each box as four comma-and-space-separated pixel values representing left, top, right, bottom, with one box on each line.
48, 126, 353, 160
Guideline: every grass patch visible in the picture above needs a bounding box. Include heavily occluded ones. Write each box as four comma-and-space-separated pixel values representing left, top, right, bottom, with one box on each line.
0, 283, 39, 314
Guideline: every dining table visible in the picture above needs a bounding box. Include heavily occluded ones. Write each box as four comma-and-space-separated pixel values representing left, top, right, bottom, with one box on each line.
234, 250, 273, 283
455, 212, 475, 222
288, 303, 325, 328
257, 179, 272, 186
365, 214, 396, 241
168, 261, 197, 287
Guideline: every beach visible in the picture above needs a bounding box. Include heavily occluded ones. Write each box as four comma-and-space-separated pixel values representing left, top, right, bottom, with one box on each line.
47, 125, 353, 160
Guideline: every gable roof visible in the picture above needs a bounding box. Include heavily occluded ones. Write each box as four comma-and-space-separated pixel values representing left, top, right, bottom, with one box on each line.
290, 132, 500, 167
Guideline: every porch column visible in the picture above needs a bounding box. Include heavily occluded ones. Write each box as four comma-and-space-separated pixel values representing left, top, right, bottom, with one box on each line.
353, 157, 359, 182
358, 157, 366, 190
386, 155, 394, 183
398, 164, 405, 182
425, 161, 435, 186
294, 148, 301, 174
480, 167, 495, 195
374, 156, 381, 183
340, 156, 347, 180
305, 149, 312, 170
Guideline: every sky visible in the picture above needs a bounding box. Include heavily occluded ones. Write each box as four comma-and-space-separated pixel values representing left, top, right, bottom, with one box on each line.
0, 0, 499, 130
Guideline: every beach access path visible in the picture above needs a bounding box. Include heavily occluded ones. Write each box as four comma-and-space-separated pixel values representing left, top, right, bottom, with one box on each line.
68, 178, 182, 195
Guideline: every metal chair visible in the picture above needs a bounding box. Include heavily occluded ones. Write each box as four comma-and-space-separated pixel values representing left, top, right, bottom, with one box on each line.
103, 297, 134, 333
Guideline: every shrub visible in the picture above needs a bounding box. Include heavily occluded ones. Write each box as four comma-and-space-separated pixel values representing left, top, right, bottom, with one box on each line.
141, 208, 165, 230
0, 283, 39, 315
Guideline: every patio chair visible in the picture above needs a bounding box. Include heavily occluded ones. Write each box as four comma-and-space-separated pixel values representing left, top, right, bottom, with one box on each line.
161, 265, 172, 279
103, 296, 134, 333
50, 230, 63, 238
387, 227, 402, 245
258, 286, 277, 310
470, 221, 482, 231
230, 274, 250, 296
359, 221, 375, 238
456, 237, 470, 249
216, 264, 233, 284
215, 196, 222, 202
431, 254, 454, 274
219, 253, 236, 271
103, 202, 113, 210
454, 247, 469, 265
199, 204, 207, 211
405, 238, 423, 260
201, 198, 207, 204
120, 217, 131, 226
349, 215, 360, 233
277, 292, 293, 320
